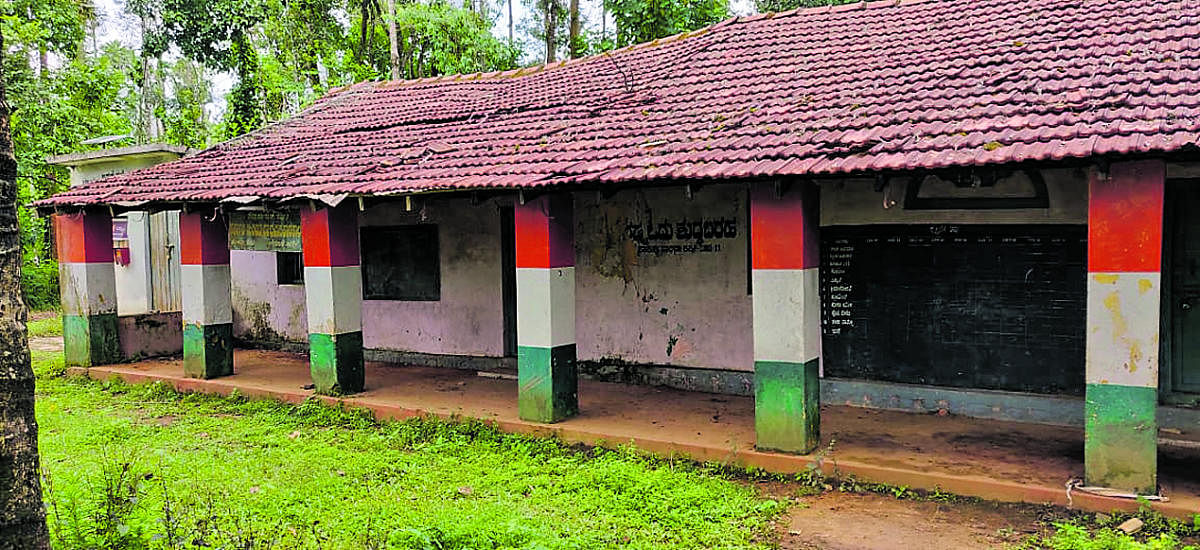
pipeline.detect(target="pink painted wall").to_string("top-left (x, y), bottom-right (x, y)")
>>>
top-left (359, 198), bottom-right (506, 356)
top-left (574, 184), bottom-right (754, 371)
top-left (228, 189), bottom-right (754, 370)
top-left (118, 312), bottom-right (183, 359)
top-left (230, 250), bottom-right (309, 342)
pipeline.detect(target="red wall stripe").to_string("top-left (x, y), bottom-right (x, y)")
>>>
top-left (515, 195), bottom-right (574, 269)
top-left (1088, 160), bottom-right (1164, 273)
top-left (751, 182), bottom-right (819, 270)
top-left (301, 204), bottom-right (360, 267)
top-left (55, 211), bottom-right (114, 264)
top-left (180, 211), bottom-right (231, 265)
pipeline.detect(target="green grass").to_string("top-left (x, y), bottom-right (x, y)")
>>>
top-left (33, 351), bottom-right (785, 549)
top-left (1023, 522), bottom-right (1199, 550)
top-left (28, 313), bottom-right (63, 338)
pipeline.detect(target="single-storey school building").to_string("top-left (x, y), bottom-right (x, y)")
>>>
top-left (38, 0), bottom-right (1200, 497)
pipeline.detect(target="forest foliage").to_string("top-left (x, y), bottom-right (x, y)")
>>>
top-left (2, 0), bottom-right (853, 309)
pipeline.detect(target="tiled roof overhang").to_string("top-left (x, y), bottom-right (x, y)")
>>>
top-left (37, 0), bottom-right (1200, 210)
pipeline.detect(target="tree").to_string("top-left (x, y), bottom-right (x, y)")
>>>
top-left (384, 0), bottom-right (400, 80)
top-left (753, 0), bottom-right (856, 13)
top-left (604, 0), bottom-right (728, 48)
top-left (0, 25), bottom-right (53, 550)
top-left (522, 0), bottom-right (566, 63)
top-left (131, 0), bottom-right (269, 138)
top-left (567, 0), bottom-right (581, 58)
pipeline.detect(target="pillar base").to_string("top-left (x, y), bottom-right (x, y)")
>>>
top-left (518, 344), bottom-right (578, 423)
top-left (1084, 383), bottom-right (1157, 494)
top-left (63, 313), bottom-right (121, 367)
top-left (309, 331), bottom-right (364, 395)
top-left (183, 323), bottom-right (233, 379)
top-left (755, 359), bottom-right (820, 454)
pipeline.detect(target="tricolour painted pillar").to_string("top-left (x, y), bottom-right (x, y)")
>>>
top-left (1085, 160), bottom-right (1164, 493)
top-left (301, 204), bottom-right (364, 395)
top-left (56, 211), bottom-right (120, 366)
top-left (180, 211), bottom-right (234, 378)
top-left (515, 194), bottom-right (578, 423)
top-left (751, 182), bottom-right (821, 454)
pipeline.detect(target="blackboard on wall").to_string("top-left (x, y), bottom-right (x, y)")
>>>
top-left (361, 225), bottom-right (441, 301)
top-left (820, 224), bottom-right (1086, 395)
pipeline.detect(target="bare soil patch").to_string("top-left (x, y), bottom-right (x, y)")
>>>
top-left (766, 490), bottom-right (1052, 550)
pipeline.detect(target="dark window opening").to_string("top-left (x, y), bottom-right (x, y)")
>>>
top-left (361, 225), bottom-right (441, 301)
top-left (277, 251), bottom-right (304, 285)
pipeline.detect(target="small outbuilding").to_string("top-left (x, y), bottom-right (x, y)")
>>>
top-left (38, 0), bottom-right (1200, 497)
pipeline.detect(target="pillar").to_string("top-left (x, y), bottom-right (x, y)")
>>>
top-left (751, 182), bottom-right (821, 454)
top-left (56, 210), bottom-right (120, 366)
top-left (180, 210), bottom-right (233, 378)
top-left (301, 204), bottom-right (363, 395)
top-left (1085, 160), bottom-right (1164, 493)
top-left (515, 194), bottom-right (578, 423)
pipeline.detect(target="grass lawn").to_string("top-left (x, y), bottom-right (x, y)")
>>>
top-left (31, 350), bottom-right (784, 549)
top-left (28, 312), bottom-right (63, 338)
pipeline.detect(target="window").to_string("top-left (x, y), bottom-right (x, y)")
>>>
top-left (361, 225), bottom-right (440, 301)
top-left (276, 251), bottom-right (304, 285)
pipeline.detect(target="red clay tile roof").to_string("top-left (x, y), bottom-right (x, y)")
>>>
top-left (40, 0), bottom-right (1200, 207)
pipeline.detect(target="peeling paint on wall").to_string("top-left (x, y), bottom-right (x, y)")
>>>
top-left (576, 184), bottom-right (753, 371)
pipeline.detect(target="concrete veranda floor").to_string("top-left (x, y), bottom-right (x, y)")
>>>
top-left (70, 349), bottom-right (1200, 519)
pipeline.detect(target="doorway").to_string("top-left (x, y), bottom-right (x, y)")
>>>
top-left (501, 206), bottom-right (517, 358)
top-left (1165, 179), bottom-right (1200, 399)
top-left (148, 210), bottom-right (182, 312)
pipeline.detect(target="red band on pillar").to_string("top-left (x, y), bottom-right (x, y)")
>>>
top-left (301, 205), bottom-right (360, 267)
top-left (515, 195), bottom-right (574, 269)
top-left (180, 212), bottom-right (231, 265)
top-left (55, 212), bottom-right (114, 264)
top-left (750, 183), bottom-right (819, 270)
top-left (1088, 160), bottom-right (1165, 273)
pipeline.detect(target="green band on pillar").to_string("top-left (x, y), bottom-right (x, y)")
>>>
top-left (309, 331), bottom-right (364, 395)
top-left (63, 313), bottom-right (120, 367)
top-left (1085, 383), bottom-right (1157, 493)
top-left (183, 323), bottom-right (234, 379)
top-left (755, 358), bottom-right (820, 454)
top-left (518, 344), bottom-right (578, 423)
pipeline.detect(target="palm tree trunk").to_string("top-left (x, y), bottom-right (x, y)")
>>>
top-left (0, 27), bottom-right (52, 550)
top-left (544, 0), bottom-right (556, 63)
top-left (568, 0), bottom-right (580, 58)
top-left (384, 0), bottom-right (401, 80)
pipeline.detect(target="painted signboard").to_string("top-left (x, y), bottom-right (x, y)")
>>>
top-left (229, 210), bottom-right (302, 251)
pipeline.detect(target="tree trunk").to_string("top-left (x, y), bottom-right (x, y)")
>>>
top-left (543, 0), bottom-right (556, 63)
top-left (568, 0), bottom-right (580, 58)
top-left (600, 5), bottom-right (606, 44)
top-left (0, 27), bottom-right (52, 550)
top-left (384, 0), bottom-right (401, 80)
top-left (507, 0), bottom-right (513, 42)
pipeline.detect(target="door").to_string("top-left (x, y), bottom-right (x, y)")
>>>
top-left (149, 210), bottom-right (182, 312)
top-left (1168, 180), bottom-right (1200, 393)
top-left (500, 206), bottom-right (517, 357)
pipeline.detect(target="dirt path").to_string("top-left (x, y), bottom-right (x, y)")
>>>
top-left (29, 336), bottom-right (64, 352)
top-left (769, 491), bottom-right (1050, 549)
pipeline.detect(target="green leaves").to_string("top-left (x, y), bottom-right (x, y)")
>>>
top-left (603, 0), bottom-right (729, 49)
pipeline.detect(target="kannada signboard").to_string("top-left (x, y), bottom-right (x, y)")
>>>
top-left (229, 210), bottom-right (302, 251)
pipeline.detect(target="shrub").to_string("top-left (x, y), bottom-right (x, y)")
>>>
top-left (23, 259), bottom-right (59, 311)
